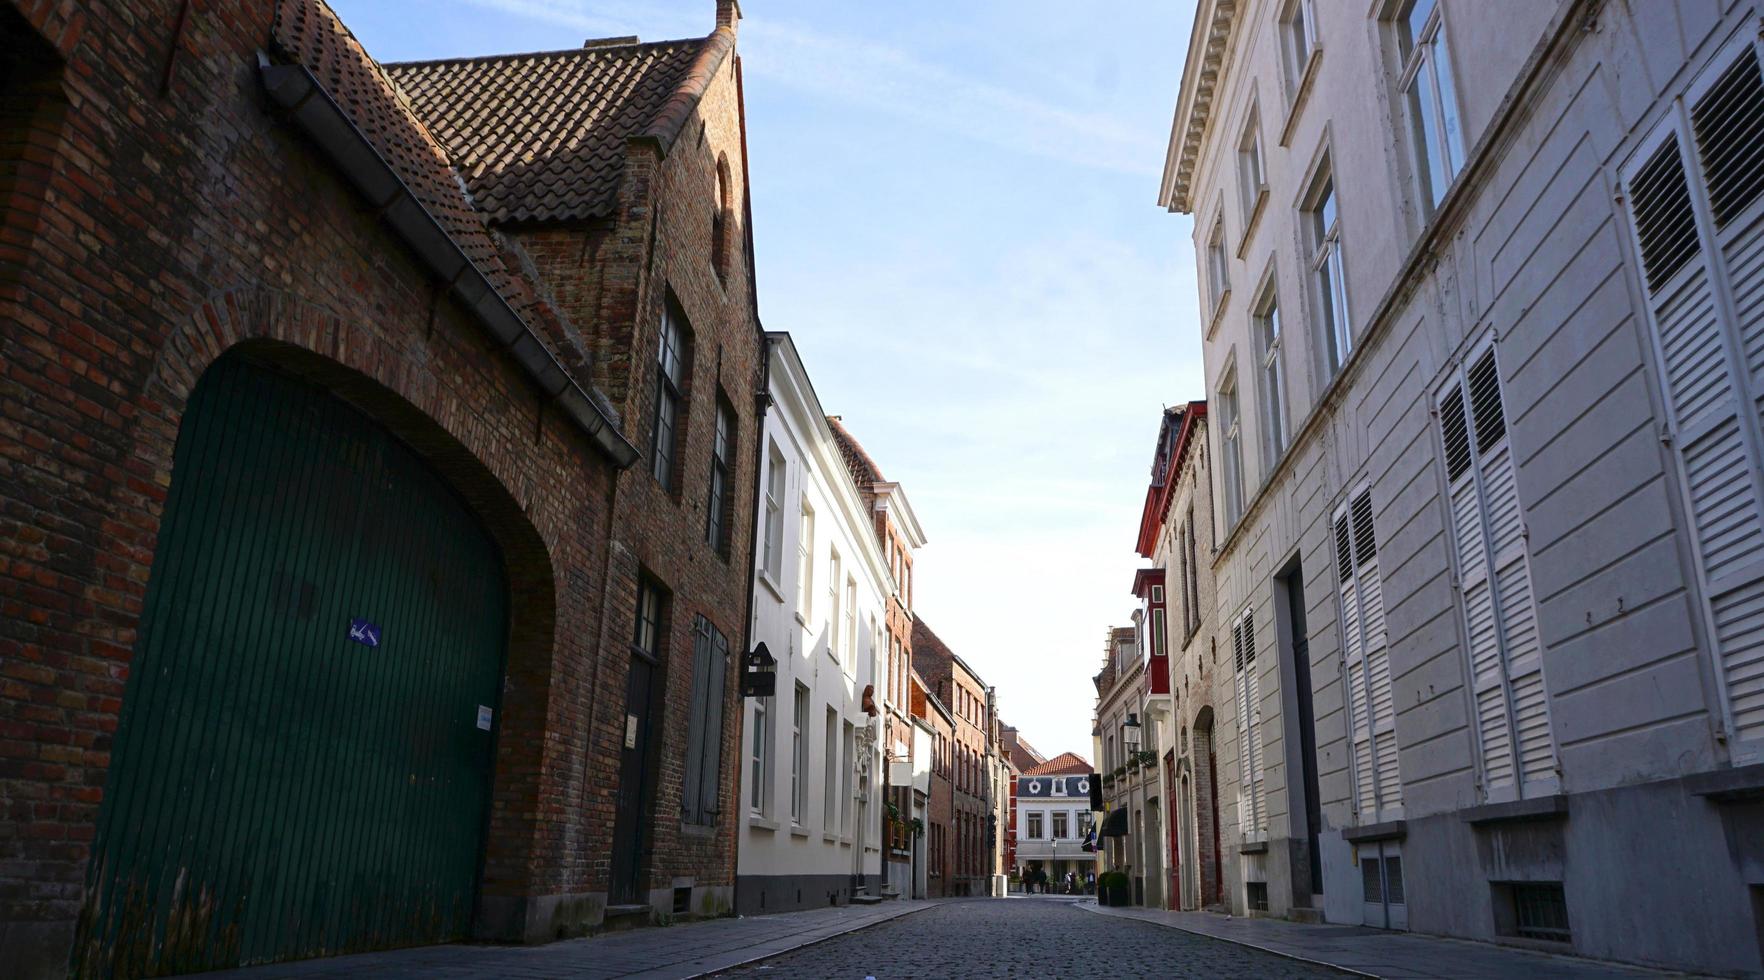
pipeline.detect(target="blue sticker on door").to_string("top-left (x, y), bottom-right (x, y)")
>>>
top-left (348, 618), bottom-right (382, 647)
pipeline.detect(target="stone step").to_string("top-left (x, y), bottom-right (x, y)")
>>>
top-left (850, 894), bottom-right (886, 905)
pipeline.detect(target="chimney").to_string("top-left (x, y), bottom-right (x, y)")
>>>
top-left (716, 0), bottom-right (741, 33)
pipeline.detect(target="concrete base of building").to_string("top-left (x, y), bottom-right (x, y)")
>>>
top-left (735, 874), bottom-right (880, 916)
top-left (476, 883), bottom-right (733, 943)
top-left (1313, 768), bottom-right (1764, 975)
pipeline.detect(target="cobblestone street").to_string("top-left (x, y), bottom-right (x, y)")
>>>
top-left (715, 898), bottom-right (1341, 979)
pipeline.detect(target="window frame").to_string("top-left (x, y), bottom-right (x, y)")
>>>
top-left (791, 683), bottom-right (809, 825)
top-left (1252, 266), bottom-right (1288, 468)
top-left (749, 691), bottom-right (770, 815)
top-left (1303, 156), bottom-right (1352, 378)
top-left (1217, 363), bottom-right (1246, 529)
top-left (1278, 0), bottom-right (1321, 106)
top-left (1391, 0), bottom-right (1466, 215)
top-left (1237, 102), bottom-right (1268, 238)
top-left (760, 443), bottom-right (785, 590)
top-left (650, 299), bottom-right (689, 491)
top-left (705, 394), bottom-right (736, 556)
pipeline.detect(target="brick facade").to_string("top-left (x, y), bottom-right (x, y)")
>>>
top-left (912, 618), bottom-right (990, 898)
top-left (0, 0), bottom-right (758, 974)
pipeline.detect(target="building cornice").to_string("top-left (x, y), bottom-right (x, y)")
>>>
top-left (1159, 0), bottom-right (1239, 214)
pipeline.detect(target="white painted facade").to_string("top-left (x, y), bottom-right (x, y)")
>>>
top-left (736, 333), bottom-right (889, 914)
top-left (1014, 772), bottom-right (1094, 888)
top-left (1164, 0), bottom-right (1764, 971)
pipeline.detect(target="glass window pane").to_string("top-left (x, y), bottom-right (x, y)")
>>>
top-left (1401, 0), bottom-right (1435, 55)
top-left (1433, 38), bottom-right (1465, 176)
top-left (1408, 65), bottom-right (1446, 208)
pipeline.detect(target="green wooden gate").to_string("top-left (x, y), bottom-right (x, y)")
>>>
top-left (75, 354), bottom-right (509, 977)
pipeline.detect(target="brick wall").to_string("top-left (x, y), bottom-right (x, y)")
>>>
top-left (0, 0), bottom-right (757, 973)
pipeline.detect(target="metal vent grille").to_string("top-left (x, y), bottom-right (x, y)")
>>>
top-left (1468, 349), bottom-right (1507, 452)
top-left (1691, 48), bottom-right (1764, 228)
top-left (1629, 136), bottom-right (1700, 292)
top-left (1352, 492), bottom-right (1377, 564)
top-left (1440, 383), bottom-right (1472, 481)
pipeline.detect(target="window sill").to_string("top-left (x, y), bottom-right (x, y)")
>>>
top-left (1204, 289), bottom-right (1232, 340)
top-left (794, 610), bottom-right (809, 627)
top-left (822, 830), bottom-right (840, 843)
top-left (758, 572), bottom-right (785, 603)
top-left (1278, 47), bottom-right (1322, 148)
top-left (790, 824), bottom-right (810, 838)
top-left (839, 836), bottom-right (854, 848)
top-left (680, 822), bottom-right (717, 838)
top-left (1236, 189), bottom-right (1268, 260)
top-left (1463, 795), bottom-right (1567, 826)
top-left (748, 813), bottom-right (780, 832)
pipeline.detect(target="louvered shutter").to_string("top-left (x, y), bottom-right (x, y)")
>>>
top-left (1243, 611), bottom-right (1267, 833)
top-left (1336, 512), bottom-right (1376, 814)
top-left (1232, 618), bottom-right (1253, 832)
top-left (1681, 45), bottom-right (1764, 746)
top-left (698, 627), bottom-right (729, 821)
top-left (682, 618), bottom-right (713, 822)
top-left (1468, 353), bottom-right (1555, 792)
top-left (1352, 493), bottom-right (1401, 812)
top-left (1441, 377), bottom-right (1517, 797)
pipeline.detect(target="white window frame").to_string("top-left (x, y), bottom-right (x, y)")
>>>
top-left (1206, 210), bottom-right (1231, 321)
top-left (827, 547), bottom-right (843, 660)
top-left (1304, 156), bottom-right (1352, 376)
top-left (749, 695), bottom-right (770, 815)
top-left (1278, 0), bottom-right (1320, 105)
top-left (796, 500), bottom-right (814, 620)
top-left (1392, 0), bottom-right (1465, 214)
top-left (791, 683), bottom-right (809, 825)
top-left (1252, 268), bottom-right (1288, 467)
top-left (760, 445), bottom-right (785, 588)
top-left (1238, 104), bottom-right (1268, 232)
top-left (824, 705), bottom-right (839, 829)
top-left (1218, 364), bottom-right (1246, 529)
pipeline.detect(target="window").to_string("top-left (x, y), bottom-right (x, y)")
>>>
top-left (1231, 609), bottom-right (1267, 834)
top-left (761, 444), bottom-right (784, 585)
top-left (1625, 43), bottom-right (1764, 752)
top-left (1206, 214), bottom-right (1230, 318)
top-left (1437, 345), bottom-right (1555, 800)
top-left (706, 396), bottom-right (736, 555)
top-left (843, 576), bottom-right (857, 676)
top-left (1152, 607), bottom-right (1168, 658)
top-left (1027, 812), bottom-right (1043, 839)
top-left (827, 548), bottom-right (843, 659)
top-left (1185, 506), bottom-right (1200, 637)
top-left (1305, 164), bottom-right (1351, 375)
top-left (1254, 277), bottom-right (1287, 465)
top-left (1394, 0), bottom-right (1465, 212)
top-left (1335, 490), bottom-right (1401, 819)
top-left (792, 684), bottom-right (809, 824)
top-left (796, 502), bottom-right (814, 616)
top-left (842, 720), bottom-right (855, 835)
top-left (1279, 0), bottom-right (1319, 101)
top-left (1053, 777), bottom-right (1065, 796)
top-left (1218, 369), bottom-right (1246, 528)
top-left (1053, 811), bottom-right (1068, 840)
top-left (1238, 108), bottom-right (1266, 226)
top-left (1495, 882), bottom-right (1570, 943)
top-left (824, 706), bottom-right (839, 828)
top-left (682, 616), bottom-right (729, 825)
top-left (651, 299), bottom-right (689, 489)
top-left (712, 156), bottom-right (732, 284)
top-left (749, 692), bottom-right (769, 814)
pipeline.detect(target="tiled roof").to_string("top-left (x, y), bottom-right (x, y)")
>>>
top-left (272, 0), bottom-right (531, 310)
top-left (1026, 752), bottom-right (1092, 777)
top-left (386, 33), bottom-right (727, 224)
top-left (825, 416), bottom-right (885, 487)
top-left (269, 0), bottom-right (593, 382)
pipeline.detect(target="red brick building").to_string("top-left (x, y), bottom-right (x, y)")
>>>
top-left (0, 0), bottom-right (759, 974)
top-left (912, 618), bottom-right (992, 897)
top-left (917, 670), bottom-right (956, 898)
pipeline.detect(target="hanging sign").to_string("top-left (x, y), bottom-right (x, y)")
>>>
top-left (348, 618), bottom-right (382, 647)
top-left (476, 705), bottom-right (494, 731)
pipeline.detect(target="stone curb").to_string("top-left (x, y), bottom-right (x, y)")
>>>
top-left (683, 901), bottom-right (942, 979)
top-left (1076, 901), bottom-right (1373, 978)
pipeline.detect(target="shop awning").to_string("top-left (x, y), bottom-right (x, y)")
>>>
top-left (1100, 807), bottom-right (1129, 838)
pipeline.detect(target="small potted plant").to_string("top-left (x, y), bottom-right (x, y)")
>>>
top-left (1098, 870), bottom-right (1131, 907)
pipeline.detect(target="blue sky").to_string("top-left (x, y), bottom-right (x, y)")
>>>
top-left (333, 0), bottom-right (1204, 762)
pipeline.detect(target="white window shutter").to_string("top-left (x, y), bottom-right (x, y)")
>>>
top-left (1232, 612), bottom-right (1266, 835)
top-left (1232, 620), bottom-right (1253, 831)
top-left (1442, 380), bottom-right (1517, 798)
top-left (1633, 85), bottom-right (1764, 747)
top-left (1351, 493), bottom-right (1402, 812)
top-left (1336, 512), bottom-right (1376, 815)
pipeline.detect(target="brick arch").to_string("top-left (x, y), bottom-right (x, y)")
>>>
top-left (126, 284), bottom-right (561, 915)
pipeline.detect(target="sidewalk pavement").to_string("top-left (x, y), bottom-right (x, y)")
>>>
top-left (1080, 902), bottom-right (1694, 979)
top-left (205, 900), bottom-right (936, 980)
